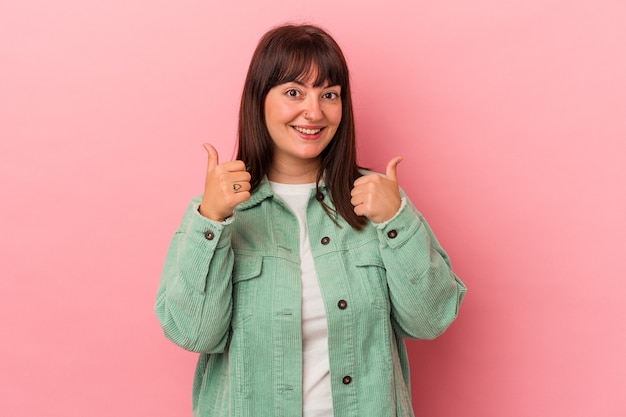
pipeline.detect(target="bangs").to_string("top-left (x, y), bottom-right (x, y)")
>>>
top-left (266, 35), bottom-right (348, 89)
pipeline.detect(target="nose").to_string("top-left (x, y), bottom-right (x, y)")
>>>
top-left (303, 97), bottom-right (322, 121)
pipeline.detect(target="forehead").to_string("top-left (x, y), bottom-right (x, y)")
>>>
top-left (274, 56), bottom-right (342, 88)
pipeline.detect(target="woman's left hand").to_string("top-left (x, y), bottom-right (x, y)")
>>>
top-left (351, 157), bottom-right (403, 223)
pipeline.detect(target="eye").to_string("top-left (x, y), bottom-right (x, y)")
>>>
top-left (323, 91), bottom-right (340, 100)
top-left (285, 88), bottom-right (301, 98)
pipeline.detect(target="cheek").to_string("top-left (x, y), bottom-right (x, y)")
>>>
top-left (326, 105), bottom-right (343, 126)
top-left (266, 103), bottom-right (295, 127)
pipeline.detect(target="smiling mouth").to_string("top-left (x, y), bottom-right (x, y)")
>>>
top-left (293, 126), bottom-right (323, 135)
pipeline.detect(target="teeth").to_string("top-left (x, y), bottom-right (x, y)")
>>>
top-left (294, 126), bottom-right (322, 135)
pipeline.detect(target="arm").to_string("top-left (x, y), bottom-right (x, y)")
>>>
top-left (351, 157), bottom-right (466, 340)
top-left (155, 144), bottom-right (251, 352)
top-left (375, 196), bottom-right (467, 340)
top-left (154, 196), bottom-right (235, 353)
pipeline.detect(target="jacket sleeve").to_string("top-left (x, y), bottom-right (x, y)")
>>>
top-left (154, 196), bottom-right (234, 353)
top-left (375, 196), bottom-right (467, 340)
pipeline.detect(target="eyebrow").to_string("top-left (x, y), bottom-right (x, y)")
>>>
top-left (287, 80), bottom-right (340, 89)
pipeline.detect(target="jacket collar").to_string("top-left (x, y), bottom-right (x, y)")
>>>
top-left (237, 176), bottom-right (328, 211)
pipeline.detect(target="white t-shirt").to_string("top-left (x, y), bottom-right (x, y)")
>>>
top-left (270, 181), bottom-right (333, 417)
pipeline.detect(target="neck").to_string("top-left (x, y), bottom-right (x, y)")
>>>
top-left (267, 156), bottom-right (320, 184)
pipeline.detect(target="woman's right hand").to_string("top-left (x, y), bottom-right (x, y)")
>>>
top-left (199, 143), bottom-right (251, 221)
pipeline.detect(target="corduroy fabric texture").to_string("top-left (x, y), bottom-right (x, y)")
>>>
top-left (155, 175), bottom-right (466, 417)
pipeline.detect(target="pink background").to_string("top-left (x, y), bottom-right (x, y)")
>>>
top-left (2, 0), bottom-right (625, 415)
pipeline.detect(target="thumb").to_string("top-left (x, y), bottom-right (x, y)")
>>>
top-left (385, 156), bottom-right (403, 183)
top-left (203, 143), bottom-right (219, 171)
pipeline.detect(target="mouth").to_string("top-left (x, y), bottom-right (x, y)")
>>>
top-left (292, 126), bottom-right (324, 135)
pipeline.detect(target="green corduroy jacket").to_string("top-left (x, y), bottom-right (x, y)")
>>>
top-left (155, 176), bottom-right (466, 417)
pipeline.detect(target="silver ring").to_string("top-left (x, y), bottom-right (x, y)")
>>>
top-left (233, 183), bottom-right (242, 191)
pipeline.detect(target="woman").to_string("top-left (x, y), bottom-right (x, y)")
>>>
top-left (155, 23), bottom-right (466, 417)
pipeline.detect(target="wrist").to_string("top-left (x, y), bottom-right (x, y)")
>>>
top-left (198, 204), bottom-right (230, 222)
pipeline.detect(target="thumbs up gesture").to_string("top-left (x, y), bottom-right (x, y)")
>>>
top-left (350, 157), bottom-right (403, 224)
top-left (199, 143), bottom-right (251, 222)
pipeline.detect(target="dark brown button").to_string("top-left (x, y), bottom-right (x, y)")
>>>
top-left (387, 229), bottom-right (398, 239)
top-left (204, 230), bottom-right (215, 240)
top-left (342, 375), bottom-right (352, 385)
top-left (316, 192), bottom-right (324, 201)
top-left (337, 299), bottom-right (347, 310)
top-left (321, 236), bottom-right (330, 245)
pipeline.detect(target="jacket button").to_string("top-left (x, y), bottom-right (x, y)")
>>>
top-left (342, 375), bottom-right (352, 385)
top-left (316, 192), bottom-right (325, 201)
top-left (387, 229), bottom-right (398, 239)
top-left (337, 299), bottom-right (347, 310)
top-left (204, 230), bottom-right (215, 240)
top-left (321, 236), bottom-right (330, 245)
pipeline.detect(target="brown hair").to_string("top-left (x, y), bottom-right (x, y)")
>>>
top-left (237, 24), bottom-right (366, 230)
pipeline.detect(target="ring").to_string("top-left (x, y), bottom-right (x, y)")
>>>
top-left (233, 183), bottom-right (242, 191)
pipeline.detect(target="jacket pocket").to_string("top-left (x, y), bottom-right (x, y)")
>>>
top-left (232, 254), bottom-right (263, 283)
top-left (231, 254), bottom-right (263, 327)
top-left (352, 247), bottom-right (390, 312)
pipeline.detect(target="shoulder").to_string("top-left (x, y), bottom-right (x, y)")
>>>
top-left (358, 168), bottom-right (381, 176)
